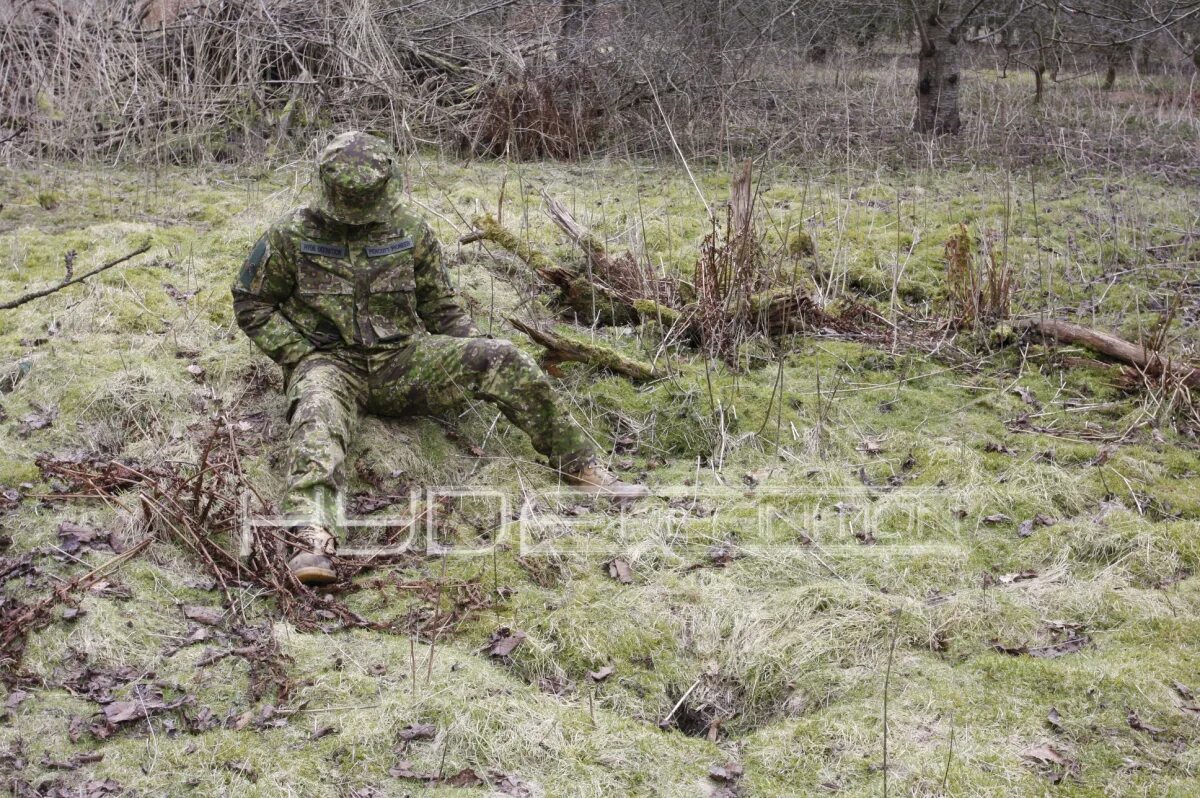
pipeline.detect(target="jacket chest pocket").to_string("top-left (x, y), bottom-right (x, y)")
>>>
top-left (370, 257), bottom-right (416, 294)
top-left (364, 244), bottom-right (417, 342)
top-left (297, 259), bottom-right (354, 295)
top-left (366, 236), bottom-right (416, 295)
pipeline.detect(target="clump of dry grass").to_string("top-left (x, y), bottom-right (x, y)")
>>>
top-left (944, 223), bottom-right (1016, 330)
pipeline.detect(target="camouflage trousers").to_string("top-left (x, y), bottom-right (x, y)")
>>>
top-left (281, 335), bottom-right (593, 530)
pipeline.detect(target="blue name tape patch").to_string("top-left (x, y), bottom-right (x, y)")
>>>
top-left (365, 238), bottom-right (414, 258)
top-left (300, 241), bottom-right (349, 258)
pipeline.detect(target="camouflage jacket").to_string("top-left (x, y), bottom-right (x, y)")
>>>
top-left (232, 201), bottom-right (477, 369)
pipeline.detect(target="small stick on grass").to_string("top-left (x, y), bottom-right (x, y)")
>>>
top-left (659, 677), bottom-right (701, 729)
top-left (940, 715), bottom-right (956, 793)
top-left (0, 240), bottom-right (151, 310)
top-left (883, 609), bottom-right (901, 798)
top-left (410, 636), bottom-right (417, 699)
top-left (425, 550), bottom-right (448, 683)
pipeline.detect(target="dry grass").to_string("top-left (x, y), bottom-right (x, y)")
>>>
top-left (1, 2), bottom-right (1197, 173)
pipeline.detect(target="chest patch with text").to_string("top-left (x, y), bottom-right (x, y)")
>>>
top-left (365, 237), bottom-right (414, 258)
top-left (300, 241), bottom-right (349, 258)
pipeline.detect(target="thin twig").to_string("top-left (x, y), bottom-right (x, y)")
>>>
top-left (0, 241), bottom-right (151, 310)
top-left (883, 609), bottom-right (901, 798)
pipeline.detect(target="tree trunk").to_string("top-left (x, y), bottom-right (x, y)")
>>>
top-left (1103, 63), bottom-right (1117, 90)
top-left (1033, 66), bottom-right (1045, 103)
top-left (915, 27), bottom-right (962, 135)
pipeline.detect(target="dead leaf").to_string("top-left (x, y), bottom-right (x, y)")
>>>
top-left (983, 513), bottom-right (1011, 525)
top-left (224, 760), bottom-right (258, 782)
top-left (163, 283), bottom-right (198, 302)
top-left (182, 605), bottom-right (224, 626)
top-left (5, 690), bottom-right (30, 709)
top-left (588, 665), bottom-right (615, 683)
top-left (492, 773), bottom-right (535, 796)
top-left (1020, 743), bottom-right (1077, 783)
top-left (606, 557), bottom-right (633, 584)
top-left (186, 363), bottom-right (205, 381)
top-left (162, 625), bottom-right (210, 657)
top-left (484, 628), bottom-right (526, 658)
top-left (854, 530), bottom-right (877, 545)
top-left (1047, 707), bottom-right (1064, 732)
top-left (311, 724), bottom-right (338, 740)
top-left (1030, 636), bottom-right (1089, 658)
top-left (985, 441), bottom-right (1017, 455)
top-left (16, 406), bottom-right (57, 438)
top-left (708, 541), bottom-right (739, 566)
top-left (1033, 513), bottom-right (1056, 527)
top-left (396, 723), bottom-right (437, 741)
top-left (88, 580), bottom-right (132, 600)
top-left (1021, 743), bottom-right (1068, 766)
top-left (99, 685), bottom-right (187, 729)
top-left (708, 762), bottom-right (744, 783)
top-left (444, 769), bottom-right (484, 787)
top-left (998, 570), bottom-right (1038, 584)
top-left (388, 760), bottom-right (483, 787)
top-left (1127, 710), bottom-right (1164, 735)
top-left (57, 521), bottom-right (113, 554)
top-left (1017, 519), bottom-right (1034, 538)
top-left (1172, 681), bottom-right (1194, 701)
top-left (857, 437), bottom-right (885, 455)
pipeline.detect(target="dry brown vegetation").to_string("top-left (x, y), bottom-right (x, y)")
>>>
top-left (1, 0), bottom-right (1198, 171)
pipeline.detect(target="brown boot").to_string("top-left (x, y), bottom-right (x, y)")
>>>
top-left (287, 525), bottom-right (338, 586)
top-left (566, 460), bottom-right (649, 502)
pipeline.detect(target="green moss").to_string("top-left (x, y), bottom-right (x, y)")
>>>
top-left (1, 159), bottom-right (1199, 797)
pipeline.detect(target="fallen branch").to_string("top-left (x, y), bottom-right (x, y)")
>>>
top-left (507, 317), bottom-right (656, 381)
top-left (1013, 317), bottom-right (1200, 388)
top-left (466, 213), bottom-right (642, 326)
top-left (0, 240), bottom-right (152, 310)
top-left (466, 214), bottom-right (576, 287)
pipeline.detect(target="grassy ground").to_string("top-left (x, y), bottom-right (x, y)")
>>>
top-left (1, 152), bottom-right (1198, 797)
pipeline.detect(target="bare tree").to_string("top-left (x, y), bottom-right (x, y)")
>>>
top-left (910, 0), bottom-right (968, 134)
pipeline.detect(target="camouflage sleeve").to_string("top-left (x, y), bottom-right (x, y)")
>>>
top-left (413, 222), bottom-right (479, 338)
top-left (231, 229), bottom-right (316, 369)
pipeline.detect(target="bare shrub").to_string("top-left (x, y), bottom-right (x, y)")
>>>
top-left (695, 161), bottom-right (771, 361)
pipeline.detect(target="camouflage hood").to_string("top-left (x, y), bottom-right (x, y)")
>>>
top-left (313, 131), bottom-right (397, 226)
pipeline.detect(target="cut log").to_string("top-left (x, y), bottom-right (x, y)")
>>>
top-left (1013, 318), bottom-right (1200, 388)
top-left (507, 317), bottom-right (656, 381)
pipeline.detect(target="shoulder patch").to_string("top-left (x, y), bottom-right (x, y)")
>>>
top-left (237, 236), bottom-right (269, 291)
top-left (366, 237), bottom-right (414, 258)
top-left (300, 241), bottom-right (350, 258)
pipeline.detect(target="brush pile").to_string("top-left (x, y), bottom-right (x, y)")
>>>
top-left (0, 408), bottom-right (378, 678)
top-left (470, 160), bottom-right (834, 367)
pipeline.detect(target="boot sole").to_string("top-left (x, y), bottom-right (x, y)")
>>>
top-left (291, 565), bottom-right (338, 585)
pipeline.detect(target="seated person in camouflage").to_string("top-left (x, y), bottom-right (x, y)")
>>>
top-left (233, 131), bottom-right (646, 585)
